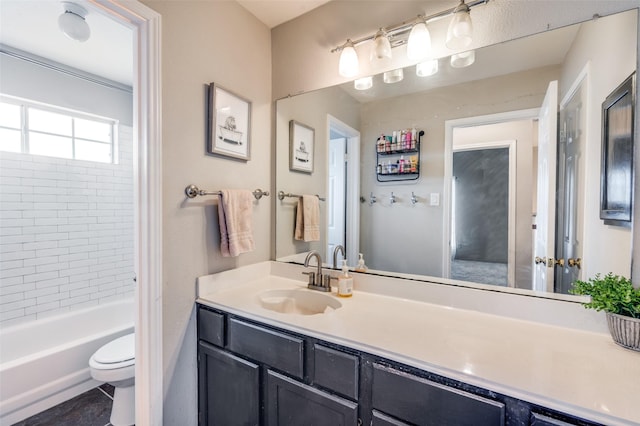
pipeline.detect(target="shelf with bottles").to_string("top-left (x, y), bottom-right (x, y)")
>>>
top-left (375, 129), bottom-right (423, 182)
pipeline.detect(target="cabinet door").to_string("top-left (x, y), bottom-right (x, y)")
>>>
top-left (266, 370), bottom-right (358, 426)
top-left (199, 342), bottom-right (260, 426)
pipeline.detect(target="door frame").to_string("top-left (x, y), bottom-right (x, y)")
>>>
top-left (327, 115), bottom-right (360, 266)
top-left (91, 1), bottom-right (163, 424)
top-left (451, 140), bottom-right (517, 286)
top-left (443, 109), bottom-right (539, 285)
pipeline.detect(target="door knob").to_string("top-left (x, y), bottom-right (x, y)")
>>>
top-left (568, 258), bottom-right (582, 269)
top-left (555, 258), bottom-right (565, 267)
top-left (534, 256), bottom-right (547, 266)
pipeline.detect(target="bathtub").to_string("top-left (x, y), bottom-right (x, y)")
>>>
top-left (0, 299), bottom-right (134, 425)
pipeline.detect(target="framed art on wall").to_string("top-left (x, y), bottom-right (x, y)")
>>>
top-left (208, 82), bottom-right (251, 161)
top-left (600, 73), bottom-right (635, 226)
top-left (289, 120), bottom-right (314, 173)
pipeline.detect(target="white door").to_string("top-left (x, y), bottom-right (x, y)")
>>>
top-left (533, 80), bottom-right (558, 292)
top-left (327, 138), bottom-right (346, 263)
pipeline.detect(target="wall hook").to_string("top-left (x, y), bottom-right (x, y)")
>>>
top-left (390, 192), bottom-right (396, 204)
top-left (411, 192), bottom-right (418, 205)
top-left (369, 192), bottom-right (377, 206)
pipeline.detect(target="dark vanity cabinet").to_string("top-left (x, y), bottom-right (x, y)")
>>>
top-left (197, 304), bottom-right (604, 426)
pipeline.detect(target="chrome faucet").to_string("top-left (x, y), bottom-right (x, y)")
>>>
top-left (332, 245), bottom-right (345, 269)
top-left (303, 250), bottom-right (331, 292)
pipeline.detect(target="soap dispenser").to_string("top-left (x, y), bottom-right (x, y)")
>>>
top-left (338, 260), bottom-right (353, 298)
top-left (355, 253), bottom-right (368, 272)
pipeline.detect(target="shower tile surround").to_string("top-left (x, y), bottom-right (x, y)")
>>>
top-left (0, 126), bottom-right (135, 325)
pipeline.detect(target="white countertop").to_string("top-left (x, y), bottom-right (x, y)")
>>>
top-left (197, 261), bottom-right (640, 426)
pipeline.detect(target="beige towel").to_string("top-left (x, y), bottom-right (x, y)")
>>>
top-left (294, 195), bottom-right (320, 242)
top-left (218, 189), bottom-right (255, 257)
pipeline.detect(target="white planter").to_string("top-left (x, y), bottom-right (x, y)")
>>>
top-left (606, 312), bottom-right (640, 352)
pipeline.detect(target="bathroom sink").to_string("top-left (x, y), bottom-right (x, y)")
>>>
top-left (258, 289), bottom-right (342, 315)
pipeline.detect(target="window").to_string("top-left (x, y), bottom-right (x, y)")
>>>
top-left (0, 98), bottom-right (117, 164)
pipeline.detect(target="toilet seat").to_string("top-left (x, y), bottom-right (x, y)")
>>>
top-left (90, 333), bottom-right (135, 370)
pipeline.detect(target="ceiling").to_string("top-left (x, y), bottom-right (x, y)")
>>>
top-left (0, 0), bottom-right (328, 87)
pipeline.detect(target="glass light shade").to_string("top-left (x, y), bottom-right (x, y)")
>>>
top-left (416, 59), bottom-right (438, 77)
top-left (339, 43), bottom-right (359, 78)
top-left (383, 68), bottom-right (404, 84)
top-left (371, 30), bottom-right (392, 61)
top-left (406, 21), bottom-right (431, 61)
top-left (354, 76), bottom-right (373, 90)
top-left (446, 2), bottom-right (473, 50)
top-left (58, 3), bottom-right (90, 42)
top-left (450, 50), bottom-right (475, 68)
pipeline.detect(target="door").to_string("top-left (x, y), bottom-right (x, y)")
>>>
top-left (533, 80), bottom-right (558, 292)
top-left (198, 342), bottom-right (260, 426)
top-left (555, 79), bottom-right (586, 293)
top-left (327, 137), bottom-right (347, 263)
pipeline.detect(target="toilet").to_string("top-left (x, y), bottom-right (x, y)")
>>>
top-left (89, 332), bottom-right (135, 426)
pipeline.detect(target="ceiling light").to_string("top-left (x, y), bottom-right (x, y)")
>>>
top-left (338, 40), bottom-right (359, 78)
top-left (446, 0), bottom-right (473, 50)
top-left (406, 19), bottom-right (431, 61)
top-left (383, 69), bottom-right (404, 84)
top-left (58, 2), bottom-right (91, 42)
top-left (371, 29), bottom-right (392, 62)
top-left (450, 50), bottom-right (475, 68)
top-left (354, 76), bottom-right (373, 90)
top-left (416, 59), bottom-right (438, 77)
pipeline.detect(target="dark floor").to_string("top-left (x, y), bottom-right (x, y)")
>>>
top-left (12, 384), bottom-right (114, 426)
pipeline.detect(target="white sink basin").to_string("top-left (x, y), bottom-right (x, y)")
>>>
top-left (258, 288), bottom-right (342, 315)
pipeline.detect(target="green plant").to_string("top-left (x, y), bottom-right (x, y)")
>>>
top-left (570, 273), bottom-right (640, 318)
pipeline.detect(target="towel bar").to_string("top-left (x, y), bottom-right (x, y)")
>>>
top-left (277, 190), bottom-right (325, 202)
top-left (185, 184), bottom-right (269, 200)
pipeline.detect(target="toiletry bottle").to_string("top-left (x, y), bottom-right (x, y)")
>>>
top-left (338, 260), bottom-right (353, 297)
top-left (355, 253), bottom-right (368, 272)
top-left (399, 155), bottom-right (405, 173)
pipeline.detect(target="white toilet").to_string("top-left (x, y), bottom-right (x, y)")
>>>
top-left (89, 332), bottom-right (135, 426)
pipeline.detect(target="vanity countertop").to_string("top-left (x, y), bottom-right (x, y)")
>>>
top-left (197, 261), bottom-right (640, 426)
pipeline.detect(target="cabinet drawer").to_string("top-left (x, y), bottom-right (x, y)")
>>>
top-left (530, 412), bottom-right (582, 426)
top-left (198, 308), bottom-right (225, 347)
top-left (372, 364), bottom-right (505, 426)
top-left (313, 344), bottom-right (359, 400)
top-left (372, 410), bottom-right (411, 426)
top-left (228, 318), bottom-right (304, 379)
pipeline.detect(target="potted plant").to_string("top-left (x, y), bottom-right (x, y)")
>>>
top-left (571, 273), bottom-right (640, 352)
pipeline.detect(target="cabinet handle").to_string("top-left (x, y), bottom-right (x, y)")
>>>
top-left (555, 258), bottom-right (565, 267)
top-left (534, 256), bottom-right (547, 266)
top-left (568, 258), bottom-right (582, 269)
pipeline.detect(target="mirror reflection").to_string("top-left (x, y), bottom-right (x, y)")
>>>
top-left (275, 9), bottom-right (637, 295)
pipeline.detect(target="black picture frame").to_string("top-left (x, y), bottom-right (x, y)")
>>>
top-left (600, 73), bottom-right (635, 226)
top-left (207, 82), bottom-right (251, 161)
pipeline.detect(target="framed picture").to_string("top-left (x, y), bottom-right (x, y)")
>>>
top-left (289, 120), bottom-right (315, 173)
top-left (207, 82), bottom-right (251, 161)
top-left (600, 73), bottom-right (635, 226)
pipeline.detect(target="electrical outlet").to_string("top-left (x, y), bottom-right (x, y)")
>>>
top-left (430, 193), bottom-right (440, 206)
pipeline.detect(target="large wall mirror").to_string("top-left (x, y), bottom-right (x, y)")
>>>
top-left (275, 8), bottom-right (638, 298)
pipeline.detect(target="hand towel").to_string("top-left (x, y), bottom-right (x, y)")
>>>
top-left (218, 189), bottom-right (255, 257)
top-left (294, 195), bottom-right (320, 242)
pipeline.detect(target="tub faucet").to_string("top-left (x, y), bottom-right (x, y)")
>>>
top-left (303, 250), bottom-right (331, 292)
top-left (332, 245), bottom-right (345, 269)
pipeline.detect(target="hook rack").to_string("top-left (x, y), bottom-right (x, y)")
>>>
top-left (185, 184), bottom-right (269, 200)
top-left (277, 191), bottom-right (326, 201)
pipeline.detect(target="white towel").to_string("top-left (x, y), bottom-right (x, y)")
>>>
top-left (294, 195), bottom-right (320, 242)
top-left (218, 189), bottom-right (255, 257)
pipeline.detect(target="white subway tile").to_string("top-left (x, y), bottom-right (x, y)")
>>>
top-left (23, 271), bottom-right (58, 283)
top-left (38, 291), bottom-right (69, 304)
top-left (0, 282), bottom-right (33, 295)
top-left (25, 286), bottom-right (58, 299)
top-left (25, 300), bottom-right (60, 315)
top-left (0, 250), bottom-right (36, 261)
top-left (1, 266), bottom-right (36, 279)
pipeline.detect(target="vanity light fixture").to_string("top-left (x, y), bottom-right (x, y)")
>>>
top-left (416, 59), bottom-right (439, 77)
top-left (354, 76), bottom-right (373, 90)
top-left (330, 0), bottom-right (487, 77)
top-left (446, 0), bottom-right (473, 50)
top-left (383, 68), bottom-right (404, 84)
top-left (338, 39), bottom-right (359, 77)
top-left (450, 50), bottom-right (475, 68)
top-left (58, 2), bottom-right (91, 42)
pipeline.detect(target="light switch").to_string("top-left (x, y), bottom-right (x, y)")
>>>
top-left (430, 193), bottom-right (440, 206)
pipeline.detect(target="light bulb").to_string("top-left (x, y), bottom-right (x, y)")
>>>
top-left (450, 50), bottom-right (475, 68)
top-left (338, 41), bottom-right (359, 78)
top-left (406, 21), bottom-right (431, 61)
top-left (446, 1), bottom-right (473, 50)
top-left (371, 29), bottom-right (392, 61)
top-left (416, 59), bottom-right (438, 77)
top-left (354, 76), bottom-right (373, 90)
